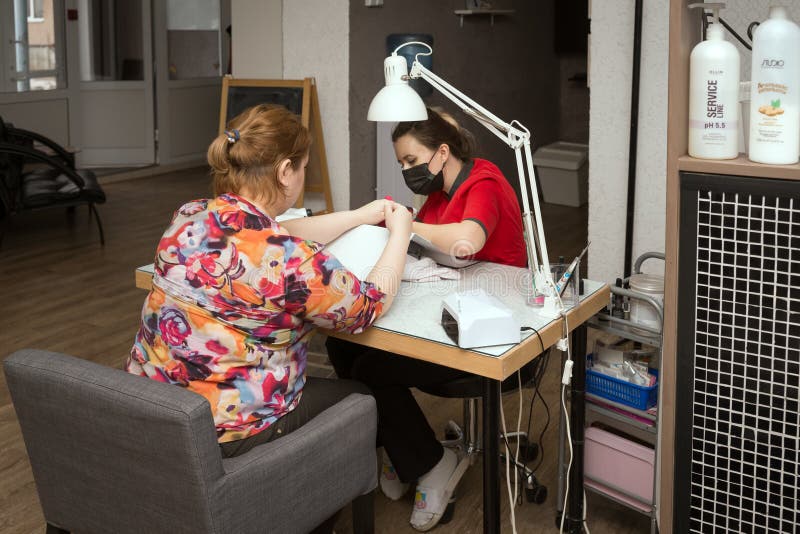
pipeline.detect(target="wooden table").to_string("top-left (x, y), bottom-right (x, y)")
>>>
top-left (136, 262), bottom-right (609, 533)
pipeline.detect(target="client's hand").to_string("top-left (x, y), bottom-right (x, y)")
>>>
top-left (384, 202), bottom-right (412, 236)
top-left (354, 199), bottom-right (390, 226)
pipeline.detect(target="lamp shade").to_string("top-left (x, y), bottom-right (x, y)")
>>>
top-left (367, 54), bottom-right (428, 121)
top-left (368, 84), bottom-right (427, 121)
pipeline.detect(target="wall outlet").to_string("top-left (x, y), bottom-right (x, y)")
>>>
top-left (365, 0), bottom-right (383, 6)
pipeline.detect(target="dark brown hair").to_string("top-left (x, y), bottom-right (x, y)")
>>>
top-left (391, 107), bottom-right (476, 161)
top-left (208, 104), bottom-right (311, 202)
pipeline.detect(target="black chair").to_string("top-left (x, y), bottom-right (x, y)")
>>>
top-left (419, 358), bottom-right (549, 504)
top-left (0, 118), bottom-right (106, 246)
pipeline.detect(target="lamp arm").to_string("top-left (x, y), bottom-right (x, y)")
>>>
top-left (513, 145), bottom-right (543, 275)
top-left (411, 62), bottom-right (529, 145)
top-left (410, 61), bottom-right (552, 282)
top-left (523, 141), bottom-right (551, 274)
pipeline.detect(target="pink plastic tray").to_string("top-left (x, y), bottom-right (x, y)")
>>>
top-left (584, 426), bottom-right (655, 505)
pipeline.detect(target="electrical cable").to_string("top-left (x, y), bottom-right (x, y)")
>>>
top-left (558, 379), bottom-right (573, 534)
top-left (499, 369), bottom-right (524, 534)
top-left (523, 357), bottom-right (543, 436)
top-left (583, 490), bottom-right (591, 534)
top-left (520, 325), bottom-right (551, 474)
top-left (531, 365), bottom-right (552, 474)
top-left (499, 399), bottom-right (516, 534)
top-left (520, 325), bottom-right (545, 352)
top-left (558, 309), bottom-right (572, 534)
top-left (719, 17), bottom-right (752, 50)
top-left (700, 11), bottom-right (754, 50)
top-left (522, 347), bottom-right (551, 473)
top-left (555, 312), bottom-right (592, 534)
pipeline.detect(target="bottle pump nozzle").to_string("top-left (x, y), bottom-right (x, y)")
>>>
top-left (689, 2), bottom-right (726, 39)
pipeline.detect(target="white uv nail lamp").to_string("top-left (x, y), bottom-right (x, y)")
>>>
top-left (440, 289), bottom-right (521, 349)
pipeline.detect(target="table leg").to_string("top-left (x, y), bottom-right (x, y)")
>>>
top-left (565, 323), bottom-right (588, 532)
top-left (482, 377), bottom-right (500, 534)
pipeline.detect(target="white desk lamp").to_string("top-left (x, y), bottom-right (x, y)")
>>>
top-left (368, 41), bottom-right (555, 307)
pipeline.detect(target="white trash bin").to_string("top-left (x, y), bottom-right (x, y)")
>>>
top-left (533, 142), bottom-right (589, 207)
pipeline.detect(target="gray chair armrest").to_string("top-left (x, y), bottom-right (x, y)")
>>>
top-left (211, 393), bottom-right (378, 534)
top-left (4, 349), bottom-right (226, 534)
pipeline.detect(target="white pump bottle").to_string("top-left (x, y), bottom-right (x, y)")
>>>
top-left (748, 6), bottom-right (800, 165)
top-left (688, 3), bottom-right (740, 160)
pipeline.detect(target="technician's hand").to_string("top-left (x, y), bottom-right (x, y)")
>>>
top-left (354, 199), bottom-right (390, 226)
top-left (384, 201), bottom-right (412, 236)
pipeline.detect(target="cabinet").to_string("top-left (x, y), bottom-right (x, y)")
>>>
top-left (662, 2), bottom-right (800, 533)
top-left (583, 255), bottom-right (663, 534)
top-left (555, 253), bottom-right (664, 533)
top-left (670, 171), bottom-right (799, 533)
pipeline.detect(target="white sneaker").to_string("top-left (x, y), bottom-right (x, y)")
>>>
top-left (380, 450), bottom-right (410, 501)
top-left (410, 448), bottom-right (469, 531)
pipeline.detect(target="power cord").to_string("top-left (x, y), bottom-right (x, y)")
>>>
top-left (527, 350), bottom-right (551, 474)
top-left (499, 369), bottom-right (524, 534)
top-left (583, 490), bottom-right (591, 534)
top-left (520, 325), bottom-right (551, 473)
top-left (533, 270), bottom-right (592, 533)
top-left (559, 311), bottom-right (573, 534)
top-left (520, 325), bottom-right (545, 352)
top-left (556, 312), bottom-right (592, 534)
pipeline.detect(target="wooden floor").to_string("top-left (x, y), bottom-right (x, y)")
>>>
top-left (0, 168), bottom-right (652, 533)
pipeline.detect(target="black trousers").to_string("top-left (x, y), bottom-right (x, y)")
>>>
top-left (326, 336), bottom-right (469, 483)
top-left (219, 376), bottom-right (371, 458)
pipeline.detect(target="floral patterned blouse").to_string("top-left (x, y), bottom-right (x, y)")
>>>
top-left (127, 194), bottom-right (386, 443)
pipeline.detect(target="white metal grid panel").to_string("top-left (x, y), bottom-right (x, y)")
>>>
top-left (689, 189), bottom-right (800, 533)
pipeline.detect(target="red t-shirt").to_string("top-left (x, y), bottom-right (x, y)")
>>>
top-left (416, 158), bottom-right (527, 267)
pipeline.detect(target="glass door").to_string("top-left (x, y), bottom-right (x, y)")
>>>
top-left (152, 0), bottom-right (228, 165)
top-left (75, 0), bottom-right (154, 167)
top-left (0, 0), bottom-right (66, 93)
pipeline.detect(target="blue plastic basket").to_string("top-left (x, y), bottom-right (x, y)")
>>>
top-left (585, 368), bottom-right (658, 411)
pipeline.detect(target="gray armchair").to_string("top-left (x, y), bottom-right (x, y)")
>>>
top-left (4, 349), bottom-right (378, 534)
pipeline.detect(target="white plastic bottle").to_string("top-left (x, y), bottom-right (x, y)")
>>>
top-left (689, 4), bottom-right (740, 159)
top-left (749, 6), bottom-right (800, 165)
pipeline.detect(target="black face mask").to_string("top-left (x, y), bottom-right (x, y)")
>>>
top-left (402, 153), bottom-right (444, 195)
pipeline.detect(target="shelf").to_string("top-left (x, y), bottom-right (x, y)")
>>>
top-left (586, 393), bottom-right (656, 421)
top-left (453, 8), bottom-right (515, 27)
top-left (586, 393), bottom-right (657, 422)
top-left (678, 154), bottom-right (800, 181)
top-left (585, 481), bottom-right (655, 515)
top-left (587, 316), bottom-right (661, 348)
top-left (586, 404), bottom-right (656, 445)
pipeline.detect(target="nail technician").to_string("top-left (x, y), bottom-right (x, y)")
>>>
top-left (326, 107), bottom-right (525, 531)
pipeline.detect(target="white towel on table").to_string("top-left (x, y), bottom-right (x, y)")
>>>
top-left (403, 255), bottom-right (460, 282)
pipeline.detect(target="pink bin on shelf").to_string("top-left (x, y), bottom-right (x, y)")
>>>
top-left (584, 426), bottom-right (655, 512)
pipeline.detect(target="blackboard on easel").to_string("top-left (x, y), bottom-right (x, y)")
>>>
top-left (219, 77), bottom-right (333, 214)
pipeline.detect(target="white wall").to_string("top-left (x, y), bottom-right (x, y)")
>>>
top-left (231, 0), bottom-right (349, 213)
top-left (231, 0), bottom-right (282, 79)
top-left (588, 0), bottom-right (669, 283)
top-left (0, 97), bottom-right (70, 145)
top-left (282, 0), bottom-right (349, 213)
top-left (588, 1), bottom-right (800, 284)
top-left (718, 1), bottom-right (800, 82)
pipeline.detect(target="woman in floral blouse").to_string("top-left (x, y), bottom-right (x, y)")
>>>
top-left (127, 104), bottom-right (411, 459)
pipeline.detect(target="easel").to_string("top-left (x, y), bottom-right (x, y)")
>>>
top-left (218, 77), bottom-right (334, 214)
